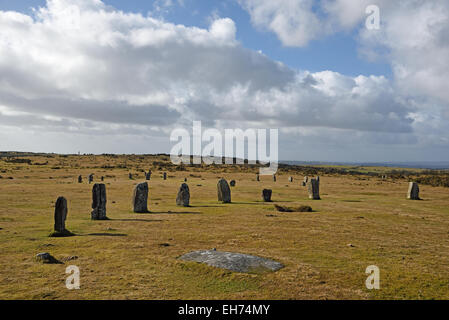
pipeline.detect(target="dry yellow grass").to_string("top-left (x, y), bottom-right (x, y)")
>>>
top-left (0, 154), bottom-right (448, 300)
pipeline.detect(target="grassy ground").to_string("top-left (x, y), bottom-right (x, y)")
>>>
top-left (0, 154), bottom-right (448, 299)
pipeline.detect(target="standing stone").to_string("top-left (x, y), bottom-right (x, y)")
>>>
top-left (302, 176), bottom-right (308, 186)
top-left (176, 183), bottom-right (190, 207)
top-left (163, 172), bottom-right (167, 180)
top-left (288, 177), bottom-right (293, 183)
top-left (273, 175), bottom-right (276, 182)
top-left (262, 189), bottom-right (272, 202)
top-left (78, 175), bottom-right (83, 183)
top-left (133, 182), bottom-right (149, 213)
top-left (184, 177), bottom-right (188, 182)
top-left (54, 197), bottom-right (68, 233)
top-left (101, 176), bottom-right (104, 182)
top-left (256, 174), bottom-right (260, 182)
top-left (230, 180), bottom-right (236, 187)
top-left (307, 178), bottom-right (320, 200)
top-left (217, 178), bottom-right (231, 203)
top-left (145, 171), bottom-right (151, 180)
top-left (407, 182), bottom-right (420, 200)
top-left (88, 174), bottom-right (94, 184)
top-left (129, 173), bottom-right (133, 180)
top-left (316, 176), bottom-right (320, 183)
top-left (91, 184), bottom-right (107, 220)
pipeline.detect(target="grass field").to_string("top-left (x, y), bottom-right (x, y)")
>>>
top-left (0, 154), bottom-right (448, 299)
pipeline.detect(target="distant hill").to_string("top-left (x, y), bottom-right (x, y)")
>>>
top-left (281, 160), bottom-right (449, 170)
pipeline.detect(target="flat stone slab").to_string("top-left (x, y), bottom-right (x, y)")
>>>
top-left (178, 250), bottom-right (283, 273)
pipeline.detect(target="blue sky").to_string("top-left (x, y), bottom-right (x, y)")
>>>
top-left (0, 0), bottom-right (447, 162)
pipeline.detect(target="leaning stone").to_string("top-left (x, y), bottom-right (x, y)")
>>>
top-left (407, 182), bottom-right (420, 200)
top-left (176, 183), bottom-right (190, 207)
top-left (133, 182), bottom-right (149, 213)
top-left (36, 252), bottom-right (62, 264)
top-left (262, 189), bottom-right (272, 202)
top-left (50, 197), bottom-right (74, 237)
top-left (217, 178), bottom-right (231, 203)
top-left (230, 180), bottom-right (236, 187)
top-left (91, 184), bottom-right (108, 220)
top-left (307, 178), bottom-right (320, 200)
top-left (179, 250), bottom-right (283, 273)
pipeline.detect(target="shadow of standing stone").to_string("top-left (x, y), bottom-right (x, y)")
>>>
top-left (217, 178), bottom-right (231, 203)
top-left (49, 197), bottom-right (74, 237)
top-left (179, 250), bottom-right (283, 273)
top-left (92, 184), bottom-right (108, 220)
top-left (133, 182), bottom-right (149, 213)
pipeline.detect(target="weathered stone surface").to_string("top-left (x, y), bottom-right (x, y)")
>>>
top-left (91, 183), bottom-right (107, 220)
top-left (288, 177), bottom-right (293, 182)
top-left (307, 178), bottom-right (320, 200)
top-left (176, 183), bottom-right (190, 207)
top-left (407, 182), bottom-right (420, 200)
top-left (78, 175), bottom-right (82, 183)
top-left (217, 178), bottom-right (231, 203)
top-left (230, 180), bottom-right (236, 187)
top-left (163, 172), bottom-right (167, 180)
top-left (179, 250), bottom-right (283, 273)
top-left (133, 182), bottom-right (149, 213)
top-left (54, 197), bottom-right (68, 233)
top-left (262, 189), bottom-right (272, 202)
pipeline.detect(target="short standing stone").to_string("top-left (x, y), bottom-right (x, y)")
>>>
top-left (307, 178), bottom-right (320, 200)
top-left (91, 184), bottom-right (107, 220)
top-left (256, 174), bottom-right (260, 181)
top-left (129, 173), bottom-right (133, 180)
top-left (230, 180), bottom-right (236, 187)
top-left (302, 176), bottom-right (308, 186)
top-left (54, 197), bottom-right (68, 233)
top-left (273, 175), bottom-right (276, 182)
top-left (101, 176), bottom-right (104, 182)
top-left (88, 174), bottom-right (94, 184)
top-left (78, 175), bottom-right (83, 183)
top-left (133, 182), bottom-right (149, 213)
top-left (316, 176), bottom-right (320, 183)
top-left (163, 172), bottom-right (167, 180)
top-left (145, 172), bottom-right (151, 180)
top-left (407, 182), bottom-right (420, 200)
top-left (288, 176), bottom-right (293, 182)
top-left (184, 177), bottom-right (188, 182)
top-left (262, 189), bottom-right (272, 202)
top-left (217, 178), bottom-right (231, 203)
top-left (176, 183), bottom-right (190, 207)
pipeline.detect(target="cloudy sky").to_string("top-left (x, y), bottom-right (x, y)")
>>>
top-left (0, 0), bottom-right (448, 162)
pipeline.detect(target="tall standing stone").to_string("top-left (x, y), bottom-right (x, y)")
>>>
top-left (54, 197), bottom-right (68, 233)
top-left (262, 189), bottom-right (272, 202)
top-left (133, 182), bottom-right (149, 213)
top-left (163, 172), bottom-right (167, 180)
top-left (91, 183), bottom-right (107, 220)
top-left (407, 182), bottom-right (420, 200)
top-left (307, 178), bottom-right (320, 200)
top-left (176, 183), bottom-right (190, 207)
top-left (217, 178), bottom-right (231, 203)
top-left (78, 175), bottom-right (82, 183)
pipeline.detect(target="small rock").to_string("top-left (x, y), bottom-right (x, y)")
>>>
top-left (36, 252), bottom-right (61, 264)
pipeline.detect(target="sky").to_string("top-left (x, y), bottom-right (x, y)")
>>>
top-left (0, 0), bottom-right (448, 162)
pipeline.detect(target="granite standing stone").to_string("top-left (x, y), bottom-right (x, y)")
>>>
top-left (88, 174), bottom-right (94, 184)
top-left (217, 178), bottom-right (231, 203)
top-left (91, 184), bottom-right (107, 220)
top-left (307, 178), bottom-right (320, 200)
top-left (302, 176), bottom-right (308, 186)
top-left (78, 175), bottom-right (82, 183)
top-left (133, 182), bottom-right (149, 213)
top-left (407, 182), bottom-right (420, 200)
top-left (54, 197), bottom-right (68, 233)
top-left (176, 183), bottom-right (190, 207)
top-left (230, 180), bottom-right (236, 187)
top-left (145, 172), bottom-right (151, 180)
top-left (163, 172), bottom-right (167, 180)
top-left (273, 175), bottom-right (276, 182)
top-left (288, 176), bottom-right (293, 182)
top-left (262, 189), bottom-right (272, 202)
top-left (256, 174), bottom-right (260, 181)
